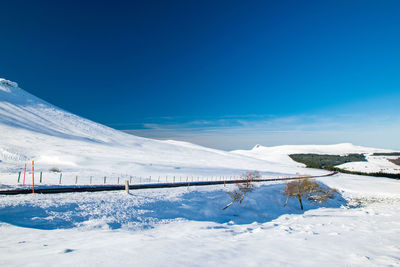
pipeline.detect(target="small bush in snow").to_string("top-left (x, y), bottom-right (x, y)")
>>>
top-left (283, 178), bottom-right (337, 210)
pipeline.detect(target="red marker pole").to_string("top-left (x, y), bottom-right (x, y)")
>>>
top-left (32, 160), bottom-right (35, 194)
top-left (23, 163), bottom-right (26, 186)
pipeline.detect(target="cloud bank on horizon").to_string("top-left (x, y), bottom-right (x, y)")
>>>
top-left (122, 111), bottom-right (400, 151)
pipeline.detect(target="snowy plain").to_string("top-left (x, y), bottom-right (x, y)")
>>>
top-left (1, 79), bottom-right (400, 266)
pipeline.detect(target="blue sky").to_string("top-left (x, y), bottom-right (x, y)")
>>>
top-left (1, 0), bottom-right (399, 150)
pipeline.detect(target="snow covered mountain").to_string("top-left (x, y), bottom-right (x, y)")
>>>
top-left (0, 78), bottom-right (300, 176)
top-left (232, 143), bottom-right (400, 174)
top-left (1, 78), bottom-right (397, 178)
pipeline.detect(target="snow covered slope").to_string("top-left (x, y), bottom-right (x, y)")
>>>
top-left (1, 78), bottom-right (397, 181)
top-left (0, 79), bottom-right (303, 178)
top-left (337, 154), bottom-right (400, 174)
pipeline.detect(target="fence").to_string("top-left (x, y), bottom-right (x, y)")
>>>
top-left (13, 171), bottom-right (260, 186)
top-left (1, 171), bottom-right (338, 195)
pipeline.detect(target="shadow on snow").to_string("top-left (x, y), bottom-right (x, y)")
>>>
top-left (0, 183), bottom-right (347, 230)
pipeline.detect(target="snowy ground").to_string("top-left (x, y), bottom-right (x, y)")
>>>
top-left (1, 174), bottom-right (400, 266)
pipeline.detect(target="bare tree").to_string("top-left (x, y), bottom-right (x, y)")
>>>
top-left (283, 178), bottom-right (337, 210)
top-left (223, 171), bottom-right (260, 210)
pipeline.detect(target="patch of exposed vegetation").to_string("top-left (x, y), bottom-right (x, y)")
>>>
top-left (325, 167), bottom-right (400, 179)
top-left (372, 152), bottom-right (400, 156)
top-left (289, 153), bottom-right (400, 179)
top-left (49, 167), bottom-right (62, 173)
top-left (289, 153), bottom-right (366, 169)
top-left (388, 157), bottom-right (400, 166)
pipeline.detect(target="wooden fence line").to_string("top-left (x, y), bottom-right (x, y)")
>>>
top-left (1, 172), bottom-right (338, 195)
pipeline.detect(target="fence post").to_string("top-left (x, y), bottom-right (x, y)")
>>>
top-left (75, 176), bottom-right (78, 184)
top-left (104, 176), bottom-right (106, 184)
top-left (59, 173), bottom-right (62, 184)
top-left (118, 177), bottom-right (120, 184)
top-left (18, 172), bottom-right (21, 183)
top-left (40, 172), bottom-right (43, 183)
top-left (158, 176), bottom-right (160, 183)
top-left (23, 163), bottom-right (26, 186)
top-left (125, 180), bottom-right (129, 194)
top-left (32, 160), bottom-right (35, 194)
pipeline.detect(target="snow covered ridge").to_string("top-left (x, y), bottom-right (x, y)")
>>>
top-left (0, 78), bottom-right (306, 176)
top-left (247, 143), bottom-right (393, 155)
top-left (0, 78), bottom-right (18, 92)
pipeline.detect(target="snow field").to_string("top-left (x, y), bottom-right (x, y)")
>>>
top-left (337, 154), bottom-right (400, 174)
top-left (1, 175), bottom-right (400, 266)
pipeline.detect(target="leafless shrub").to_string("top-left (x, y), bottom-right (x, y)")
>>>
top-left (223, 171), bottom-right (260, 210)
top-left (283, 178), bottom-right (337, 210)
